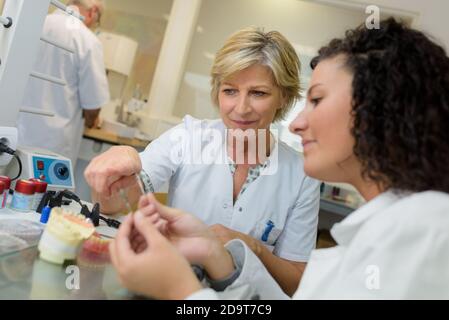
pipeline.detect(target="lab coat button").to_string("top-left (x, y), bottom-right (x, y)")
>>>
top-left (223, 203), bottom-right (228, 209)
top-left (239, 207), bottom-right (242, 212)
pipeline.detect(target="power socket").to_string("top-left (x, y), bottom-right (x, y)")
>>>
top-left (0, 127), bottom-right (18, 166)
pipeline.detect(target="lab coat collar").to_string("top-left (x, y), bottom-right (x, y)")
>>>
top-left (330, 190), bottom-right (403, 246)
top-left (262, 135), bottom-right (279, 174)
top-left (52, 9), bottom-right (67, 16)
top-left (223, 128), bottom-right (279, 170)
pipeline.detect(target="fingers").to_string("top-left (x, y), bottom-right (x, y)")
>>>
top-left (138, 194), bottom-right (182, 223)
top-left (109, 241), bottom-right (118, 267)
top-left (130, 227), bottom-right (144, 244)
top-left (135, 242), bottom-right (147, 254)
top-left (136, 203), bottom-right (158, 218)
top-left (85, 154), bottom-right (115, 196)
top-left (110, 174), bottom-right (142, 195)
top-left (131, 233), bottom-right (147, 253)
top-left (91, 169), bottom-right (122, 197)
top-left (133, 210), bottom-right (166, 244)
top-left (129, 209), bottom-right (165, 253)
top-left (84, 146), bottom-right (142, 197)
top-left (117, 213), bottom-right (134, 240)
top-left (154, 219), bottom-right (167, 232)
top-left (130, 212), bottom-right (159, 237)
top-left (138, 193), bottom-right (150, 208)
top-left (110, 210), bottom-right (167, 275)
top-left (113, 214), bottom-right (135, 265)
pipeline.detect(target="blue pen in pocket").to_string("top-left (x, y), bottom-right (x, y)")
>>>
top-left (261, 220), bottom-right (275, 242)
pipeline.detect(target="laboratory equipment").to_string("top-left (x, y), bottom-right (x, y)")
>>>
top-left (78, 233), bottom-right (111, 267)
top-left (0, 182), bottom-right (4, 208)
top-left (29, 178), bottom-right (48, 211)
top-left (40, 205), bottom-right (51, 224)
top-left (118, 172), bottom-right (145, 213)
top-left (5, 146), bottom-right (75, 192)
top-left (10, 179), bottom-right (36, 211)
top-left (38, 207), bottom-right (95, 264)
top-left (0, 176), bottom-right (11, 208)
top-left (35, 189), bottom-right (122, 229)
top-left (119, 189), bottom-right (132, 213)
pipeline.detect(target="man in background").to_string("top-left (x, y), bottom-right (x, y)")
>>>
top-left (17, 0), bottom-right (110, 167)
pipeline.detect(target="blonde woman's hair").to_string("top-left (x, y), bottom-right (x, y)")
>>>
top-left (211, 27), bottom-right (301, 122)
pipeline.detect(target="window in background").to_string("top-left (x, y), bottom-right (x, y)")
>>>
top-left (100, 0), bottom-right (173, 102)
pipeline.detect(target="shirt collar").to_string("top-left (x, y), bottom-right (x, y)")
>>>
top-left (224, 130), bottom-right (278, 168)
top-left (262, 136), bottom-right (279, 174)
top-left (330, 190), bottom-right (404, 246)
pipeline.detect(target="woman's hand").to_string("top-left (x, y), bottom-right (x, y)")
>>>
top-left (84, 146), bottom-right (143, 214)
top-left (84, 146), bottom-right (142, 197)
top-left (109, 211), bottom-right (202, 300)
top-left (130, 194), bottom-right (236, 280)
top-left (209, 224), bottom-right (264, 257)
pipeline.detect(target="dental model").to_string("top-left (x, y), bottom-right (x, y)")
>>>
top-left (77, 233), bottom-right (111, 268)
top-left (38, 208), bottom-right (95, 264)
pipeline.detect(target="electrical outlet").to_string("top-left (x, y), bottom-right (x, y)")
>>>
top-left (0, 127), bottom-right (18, 166)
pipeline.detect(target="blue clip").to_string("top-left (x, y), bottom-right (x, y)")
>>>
top-left (261, 220), bottom-right (275, 242)
top-left (40, 206), bottom-right (52, 224)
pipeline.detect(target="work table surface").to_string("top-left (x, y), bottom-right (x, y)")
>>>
top-left (0, 207), bottom-right (129, 300)
top-left (83, 127), bottom-right (150, 149)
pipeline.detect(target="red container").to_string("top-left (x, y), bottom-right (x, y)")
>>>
top-left (10, 180), bottom-right (36, 212)
top-left (14, 180), bottom-right (36, 195)
top-left (0, 176), bottom-right (11, 209)
top-left (0, 176), bottom-right (11, 189)
top-left (29, 178), bottom-right (48, 211)
top-left (29, 178), bottom-right (48, 193)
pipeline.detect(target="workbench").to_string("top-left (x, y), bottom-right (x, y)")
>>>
top-left (0, 206), bottom-right (132, 300)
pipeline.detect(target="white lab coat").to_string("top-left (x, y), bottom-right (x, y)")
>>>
top-left (140, 115), bottom-right (321, 262)
top-left (188, 190), bottom-right (449, 299)
top-left (17, 10), bottom-right (110, 166)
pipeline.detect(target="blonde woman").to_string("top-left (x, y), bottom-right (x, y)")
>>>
top-left (85, 27), bottom-right (320, 295)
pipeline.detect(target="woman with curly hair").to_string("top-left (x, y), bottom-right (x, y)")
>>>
top-left (109, 18), bottom-right (449, 299)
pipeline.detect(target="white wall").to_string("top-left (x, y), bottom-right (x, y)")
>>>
top-left (105, 0), bottom-right (173, 21)
top-left (343, 0), bottom-right (449, 49)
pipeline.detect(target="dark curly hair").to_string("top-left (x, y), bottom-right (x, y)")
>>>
top-left (311, 18), bottom-right (449, 193)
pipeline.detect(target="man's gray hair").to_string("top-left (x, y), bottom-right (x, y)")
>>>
top-left (67, 0), bottom-right (105, 14)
